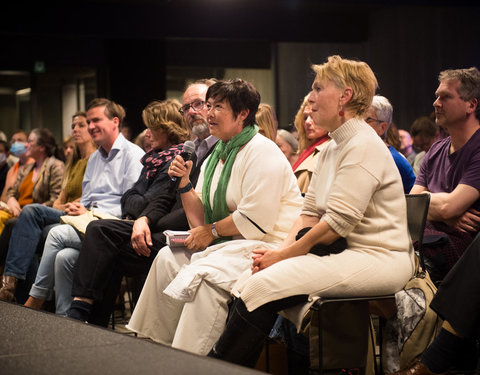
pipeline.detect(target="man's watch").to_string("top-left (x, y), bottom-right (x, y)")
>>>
top-left (211, 222), bottom-right (220, 239)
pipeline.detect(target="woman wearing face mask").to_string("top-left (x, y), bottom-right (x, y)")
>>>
top-left (4, 128), bottom-right (64, 218)
top-left (1, 131), bottom-right (34, 204)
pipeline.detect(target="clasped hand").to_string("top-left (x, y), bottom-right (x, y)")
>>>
top-left (251, 248), bottom-right (285, 274)
top-left (64, 202), bottom-right (87, 216)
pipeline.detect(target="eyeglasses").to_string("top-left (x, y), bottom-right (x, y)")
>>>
top-left (179, 100), bottom-right (206, 115)
top-left (365, 117), bottom-right (384, 125)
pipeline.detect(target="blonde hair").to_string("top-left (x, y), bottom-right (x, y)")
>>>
top-left (312, 55), bottom-right (378, 117)
top-left (294, 94), bottom-right (311, 153)
top-left (142, 99), bottom-right (190, 145)
top-left (256, 103), bottom-right (278, 141)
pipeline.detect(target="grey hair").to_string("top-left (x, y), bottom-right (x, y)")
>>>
top-left (277, 129), bottom-right (298, 153)
top-left (371, 95), bottom-right (393, 126)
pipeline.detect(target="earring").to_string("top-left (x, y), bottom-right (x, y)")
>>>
top-left (339, 109), bottom-right (344, 117)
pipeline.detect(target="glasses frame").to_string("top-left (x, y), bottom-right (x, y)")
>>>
top-left (365, 117), bottom-right (384, 125)
top-left (179, 100), bottom-right (206, 116)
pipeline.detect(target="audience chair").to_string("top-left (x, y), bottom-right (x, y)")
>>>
top-left (111, 274), bottom-right (147, 331)
top-left (308, 193), bottom-right (430, 375)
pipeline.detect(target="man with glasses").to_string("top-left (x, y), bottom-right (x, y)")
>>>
top-left (179, 79), bottom-right (218, 162)
top-left (365, 95), bottom-right (416, 193)
top-left (67, 79), bottom-right (218, 326)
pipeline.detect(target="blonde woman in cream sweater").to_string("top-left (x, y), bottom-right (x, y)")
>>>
top-left (208, 56), bottom-right (416, 367)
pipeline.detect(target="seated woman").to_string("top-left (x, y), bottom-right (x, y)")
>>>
top-left (0, 112), bottom-right (96, 303)
top-left (0, 129), bottom-right (64, 292)
top-left (207, 55), bottom-right (416, 367)
top-left (30, 99), bottom-right (189, 316)
top-left (1, 130), bottom-right (34, 204)
top-left (125, 79), bottom-right (303, 356)
top-left (291, 94), bottom-right (330, 194)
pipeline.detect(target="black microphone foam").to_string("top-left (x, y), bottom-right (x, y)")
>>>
top-left (169, 140), bottom-right (196, 193)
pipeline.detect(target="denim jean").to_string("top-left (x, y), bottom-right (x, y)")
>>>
top-left (4, 204), bottom-right (63, 280)
top-left (29, 224), bottom-right (82, 316)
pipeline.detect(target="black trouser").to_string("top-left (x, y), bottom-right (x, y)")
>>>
top-left (430, 231), bottom-right (480, 339)
top-left (71, 219), bottom-right (165, 326)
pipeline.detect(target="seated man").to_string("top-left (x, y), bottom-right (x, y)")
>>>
top-left (67, 80), bottom-right (218, 326)
top-left (365, 95), bottom-right (416, 193)
top-left (411, 66), bottom-right (480, 282)
top-left (24, 98), bottom-right (145, 315)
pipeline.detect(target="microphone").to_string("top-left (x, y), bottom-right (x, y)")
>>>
top-left (169, 140), bottom-right (196, 193)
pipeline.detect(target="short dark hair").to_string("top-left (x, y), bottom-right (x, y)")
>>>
top-left (87, 98), bottom-right (126, 127)
top-left (206, 79), bottom-right (260, 127)
top-left (410, 116), bottom-right (438, 138)
top-left (31, 128), bottom-right (58, 157)
top-left (11, 129), bottom-right (27, 139)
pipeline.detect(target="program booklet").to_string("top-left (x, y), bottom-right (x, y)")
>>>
top-left (163, 230), bottom-right (191, 247)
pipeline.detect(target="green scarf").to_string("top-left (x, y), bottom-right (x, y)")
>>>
top-left (202, 124), bottom-right (258, 242)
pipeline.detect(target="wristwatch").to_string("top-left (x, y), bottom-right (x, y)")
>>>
top-left (211, 222), bottom-right (220, 239)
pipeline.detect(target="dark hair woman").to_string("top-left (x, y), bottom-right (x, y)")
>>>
top-left (125, 79), bottom-right (303, 356)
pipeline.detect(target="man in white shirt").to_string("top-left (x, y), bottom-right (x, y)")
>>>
top-left (27, 98), bottom-right (144, 315)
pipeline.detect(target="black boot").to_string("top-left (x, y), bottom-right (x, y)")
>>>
top-left (67, 300), bottom-right (93, 323)
top-left (208, 299), bottom-right (272, 368)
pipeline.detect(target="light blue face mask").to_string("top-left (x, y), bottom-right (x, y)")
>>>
top-left (10, 142), bottom-right (26, 156)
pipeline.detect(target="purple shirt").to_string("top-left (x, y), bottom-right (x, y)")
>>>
top-left (415, 128), bottom-right (480, 210)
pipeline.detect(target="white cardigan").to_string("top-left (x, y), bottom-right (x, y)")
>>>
top-left (164, 133), bottom-right (303, 301)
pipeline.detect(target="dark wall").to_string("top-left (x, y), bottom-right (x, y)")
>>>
top-left (276, 5), bottom-right (480, 129)
top-left (104, 39), bottom-right (166, 136)
top-left (1, 0), bottom-right (479, 136)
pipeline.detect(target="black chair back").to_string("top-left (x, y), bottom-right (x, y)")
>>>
top-left (405, 193), bottom-right (430, 272)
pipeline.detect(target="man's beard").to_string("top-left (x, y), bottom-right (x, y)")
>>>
top-left (191, 120), bottom-right (210, 139)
